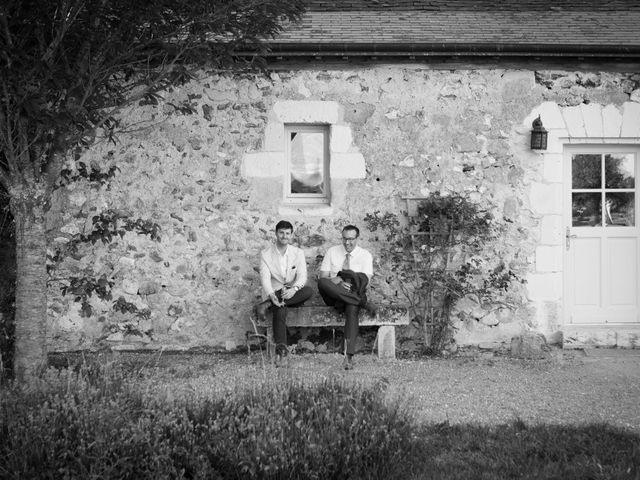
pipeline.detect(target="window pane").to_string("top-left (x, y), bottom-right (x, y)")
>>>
top-left (572, 192), bottom-right (601, 226)
top-left (290, 131), bottom-right (324, 194)
top-left (605, 193), bottom-right (635, 226)
top-left (572, 154), bottom-right (602, 189)
top-left (605, 154), bottom-right (635, 189)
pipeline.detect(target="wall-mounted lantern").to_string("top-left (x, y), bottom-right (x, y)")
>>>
top-left (530, 115), bottom-right (548, 150)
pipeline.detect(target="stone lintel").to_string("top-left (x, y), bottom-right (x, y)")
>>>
top-left (562, 105), bottom-right (587, 138)
top-left (621, 102), bottom-right (640, 137)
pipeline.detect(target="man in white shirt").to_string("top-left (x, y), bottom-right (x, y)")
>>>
top-left (318, 224), bottom-right (376, 370)
top-left (257, 220), bottom-right (312, 361)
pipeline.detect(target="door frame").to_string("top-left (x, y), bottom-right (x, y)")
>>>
top-left (562, 144), bottom-right (640, 327)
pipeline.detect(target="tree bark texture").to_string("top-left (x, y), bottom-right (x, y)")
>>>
top-left (11, 185), bottom-right (48, 381)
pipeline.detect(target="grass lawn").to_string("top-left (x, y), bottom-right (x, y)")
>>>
top-left (0, 354), bottom-right (638, 479)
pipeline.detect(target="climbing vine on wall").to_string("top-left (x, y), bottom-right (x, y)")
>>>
top-left (48, 160), bottom-right (161, 324)
top-left (364, 192), bottom-right (523, 354)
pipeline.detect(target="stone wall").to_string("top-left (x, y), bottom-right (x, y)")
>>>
top-left (45, 66), bottom-right (640, 352)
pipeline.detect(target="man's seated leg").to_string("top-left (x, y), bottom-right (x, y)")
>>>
top-left (343, 304), bottom-right (360, 370)
top-left (284, 285), bottom-right (313, 307)
top-left (317, 277), bottom-right (338, 306)
top-left (272, 303), bottom-right (288, 357)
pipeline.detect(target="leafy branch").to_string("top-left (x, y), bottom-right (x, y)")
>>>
top-left (48, 210), bottom-right (161, 318)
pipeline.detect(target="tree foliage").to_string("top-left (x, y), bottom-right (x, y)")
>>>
top-left (0, 0), bottom-right (305, 380)
top-left (0, 0), bottom-right (304, 193)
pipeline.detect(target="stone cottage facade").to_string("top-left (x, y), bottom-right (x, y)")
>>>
top-left (46, 1), bottom-right (640, 352)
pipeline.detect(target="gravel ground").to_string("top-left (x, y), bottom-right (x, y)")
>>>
top-left (135, 348), bottom-right (640, 434)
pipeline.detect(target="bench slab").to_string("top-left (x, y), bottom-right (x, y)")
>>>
top-left (253, 305), bottom-right (410, 359)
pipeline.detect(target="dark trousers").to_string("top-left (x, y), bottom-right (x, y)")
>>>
top-left (317, 277), bottom-right (362, 355)
top-left (271, 286), bottom-right (313, 354)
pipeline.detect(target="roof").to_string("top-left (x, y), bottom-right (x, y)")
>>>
top-left (264, 0), bottom-right (640, 60)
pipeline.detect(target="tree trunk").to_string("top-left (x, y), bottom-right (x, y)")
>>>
top-left (10, 184), bottom-right (48, 382)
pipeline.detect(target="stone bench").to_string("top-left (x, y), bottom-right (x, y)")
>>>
top-left (252, 305), bottom-right (410, 359)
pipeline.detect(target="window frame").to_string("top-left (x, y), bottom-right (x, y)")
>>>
top-left (569, 149), bottom-right (637, 228)
top-left (284, 124), bottom-right (330, 205)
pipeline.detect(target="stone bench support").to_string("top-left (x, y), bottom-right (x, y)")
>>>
top-left (253, 305), bottom-right (410, 359)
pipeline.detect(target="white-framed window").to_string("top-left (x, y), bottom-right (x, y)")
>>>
top-left (570, 150), bottom-right (637, 227)
top-left (284, 124), bottom-right (330, 204)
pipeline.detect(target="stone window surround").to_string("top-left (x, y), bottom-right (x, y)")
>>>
top-left (242, 100), bottom-right (366, 216)
top-left (526, 101), bottom-right (640, 302)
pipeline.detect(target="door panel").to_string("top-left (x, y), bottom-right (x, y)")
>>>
top-left (564, 147), bottom-right (640, 325)
top-left (608, 237), bottom-right (637, 307)
top-left (572, 237), bottom-right (601, 308)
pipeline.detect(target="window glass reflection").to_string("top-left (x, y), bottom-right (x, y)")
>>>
top-left (605, 193), bottom-right (635, 226)
top-left (605, 154), bottom-right (635, 189)
top-left (572, 154), bottom-right (601, 189)
top-left (289, 132), bottom-right (324, 194)
top-left (572, 193), bottom-right (601, 227)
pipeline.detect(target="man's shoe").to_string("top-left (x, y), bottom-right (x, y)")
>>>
top-left (255, 300), bottom-right (271, 321)
top-left (342, 356), bottom-right (354, 370)
top-left (364, 302), bottom-right (378, 317)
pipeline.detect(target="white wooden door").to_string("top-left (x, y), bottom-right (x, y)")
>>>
top-left (564, 146), bottom-right (640, 325)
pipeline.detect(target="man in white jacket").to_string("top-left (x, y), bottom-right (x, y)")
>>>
top-left (257, 220), bottom-right (312, 359)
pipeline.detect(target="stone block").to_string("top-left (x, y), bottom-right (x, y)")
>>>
top-left (616, 331), bottom-right (640, 348)
top-left (602, 104), bottom-right (622, 137)
top-left (330, 125), bottom-right (353, 153)
top-left (501, 71), bottom-right (535, 101)
top-left (535, 246), bottom-right (562, 272)
top-left (377, 325), bottom-right (396, 359)
top-left (540, 215), bottom-right (563, 245)
top-left (263, 122), bottom-right (285, 152)
top-left (242, 151), bottom-right (284, 178)
top-left (502, 196), bottom-right (519, 222)
top-left (580, 103), bottom-right (603, 138)
top-left (510, 332), bottom-right (551, 359)
top-left (562, 105), bottom-right (586, 138)
top-left (330, 152), bottom-right (366, 179)
top-left (273, 100), bottom-right (341, 124)
top-left (536, 101), bottom-right (566, 130)
top-left (526, 273), bottom-right (562, 301)
top-left (544, 130), bottom-right (567, 154)
top-left (562, 328), bottom-right (617, 348)
top-left (542, 153), bottom-right (563, 183)
top-left (529, 183), bottom-right (562, 215)
top-left (621, 102), bottom-right (640, 137)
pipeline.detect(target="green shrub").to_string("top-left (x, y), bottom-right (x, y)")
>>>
top-left (0, 363), bottom-right (421, 479)
top-left (364, 192), bottom-right (524, 354)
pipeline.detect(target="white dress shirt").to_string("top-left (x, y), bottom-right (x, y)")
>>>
top-left (320, 245), bottom-right (373, 278)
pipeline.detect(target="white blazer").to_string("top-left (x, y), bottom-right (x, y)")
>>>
top-left (259, 244), bottom-right (308, 299)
